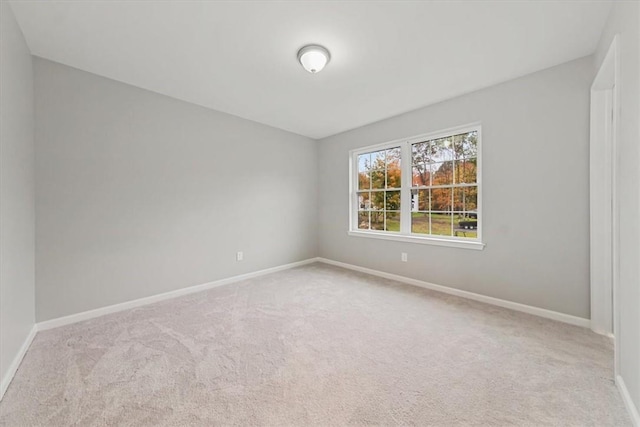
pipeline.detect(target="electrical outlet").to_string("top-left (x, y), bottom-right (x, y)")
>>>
top-left (236, 251), bottom-right (243, 261)
top-left (401, 252), bottom-right (408, 262)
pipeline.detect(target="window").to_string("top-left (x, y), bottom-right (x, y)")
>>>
top-left (349, 124), bottom-right (484, 250)
top-left (355, 147), bottom-right (402, 232)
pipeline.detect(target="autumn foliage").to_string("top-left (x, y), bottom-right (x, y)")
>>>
top-left (357, 131), bottom-right (478, 234)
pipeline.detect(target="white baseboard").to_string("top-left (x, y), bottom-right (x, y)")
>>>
top-left (617, 375), bottom-right (640, 426)
top-left (37, 258), bottom-right (320, 331)
top-left (3, 258), bottom-right (319, 400)
top-left (0, 324), bottom-right (37, 401)
top-left (317, 258), bottom-right (591, 328)
top-left (34, 256), bottom-right (589, 332)
top-left (4, 256), bottom-right (629, 419)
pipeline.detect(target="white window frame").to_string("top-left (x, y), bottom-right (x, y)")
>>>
top-left (348, 122), bottom-right (485, 250)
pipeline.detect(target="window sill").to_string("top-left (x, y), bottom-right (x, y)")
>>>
top-left (347, 230), bottom-right (486, 250)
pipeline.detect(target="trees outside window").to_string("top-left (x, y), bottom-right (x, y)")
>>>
top-left (356, 147), bottom-right (402, 232)
top-left (351, 124), bottom-right (481, 245)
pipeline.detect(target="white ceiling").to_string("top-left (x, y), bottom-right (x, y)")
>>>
top-left (9, 0), bottom-right (612, 139)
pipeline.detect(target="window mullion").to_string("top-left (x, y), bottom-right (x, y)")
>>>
top-left (400, 141), bottom-right (411, 234)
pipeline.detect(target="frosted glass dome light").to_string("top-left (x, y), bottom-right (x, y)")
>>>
top-left (297, 45), bottom-right (330, 73)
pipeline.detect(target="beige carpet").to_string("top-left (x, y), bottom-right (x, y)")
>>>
top-left (0, 263), bottom-right (630, 426)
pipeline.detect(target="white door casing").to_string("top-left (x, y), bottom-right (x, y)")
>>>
top-left (589, 35), bottom-right (619, 372)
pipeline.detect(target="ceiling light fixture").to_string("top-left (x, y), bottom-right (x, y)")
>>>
top-left (297, 45), bottom-right (330, 74)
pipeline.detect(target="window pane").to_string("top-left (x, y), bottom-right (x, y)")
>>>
top-left (453, 134), bottom-right (465, 160)
top-left (453, 188), bottom-right (463, 212)
top-left (430, 212), bottom-right (453, 236)
top-left (454, 212), bottom-right (478, 239)
top-left (428, 162), bottom-right (441, 184)
top-left (456, 158), bottom-right (477, 184)
top-left (358, 212), bottom-right (370, 230)
top-left (386, 161), bottom-right (402, 189)
top-left (370, 191), bottom-right (385, 210)
top-left (386, 147), bottom-right (401, 165)
top-left (411, 189), bottom-right (430, 211)
top-left (412, 141), bottom-right (432, 165)
top-left (358, 171), bottom-right (371, 190)
top-left (431, 187), bottom-right (452, 211)
top-left (385, 212), bottom-right (400, 232)
top-left (432, 161), bottom-right (454, 185)
top-left (371, 150), bottom-right (386, 170)
top-left (453, 131), bottom-right (478, 159)
top-left (453, 187), bottom-right (478, 212)
top-left (412, 165), bottom-right (429, 187)
top-left (358, 153), bottom-right (371, 173)
top-left (385, 191), bottom-right (401, 210)
top-left (370, 211), bottom-right (384, 230)
top-left (455, 212), bottom-right (478, 227)
top-left (411, 212), bottom-right (430, 234)
top-left (357, 192), bottom-right (371, 211)
top-left (432, 137), bottom-right (454, 162)
top-left (455, 229), bottom-right (478, 239)
top-left (371, 169), bottom-right (385, 189)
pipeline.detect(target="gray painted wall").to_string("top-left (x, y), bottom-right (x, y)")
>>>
top-left (318, 56), bottom-right (593, 319)
top-left (34, 58), bottom-right (318, 321)
top-left (0, 2), bottom-right (36, 389)
top-left (596, 0), bottom-right (640, 415)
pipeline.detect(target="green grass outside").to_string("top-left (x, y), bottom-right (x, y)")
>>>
top-left (412, 212), bottom-right (477, 238)
top-left (359, 212), bottom-right (477, 239)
